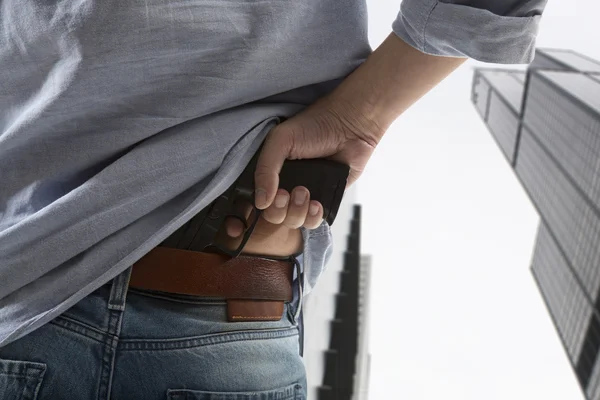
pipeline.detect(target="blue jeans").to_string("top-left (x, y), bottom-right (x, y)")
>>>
top-left (0, 268), bottom-right (306, 399)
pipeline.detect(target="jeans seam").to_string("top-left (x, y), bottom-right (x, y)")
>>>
top-left (50, 316), bottom-right (106, 344)
top-left (31, 365), bottom-right (46, 400)
top-left (166, 383), bottom-right (298, 399)
top-left (118, 327), bottom-right (298, 351)
top-left (96, 310), bottom-right (121, 400)
top-left (0, 373), bottom-right (35, 379)
top-left (97, 268), bottom-right (130, 400)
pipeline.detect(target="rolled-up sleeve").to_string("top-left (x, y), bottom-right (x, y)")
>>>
top-left (392, 0), bottom-right (548, 64)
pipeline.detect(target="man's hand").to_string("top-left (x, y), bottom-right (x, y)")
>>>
top-left (253, 33), bottom-right (465, 224)
top-left (223, 33), bottom-right (465, 252)
top-left (221, 199), bottom-right (304, 256)
top-left (253, 95), bottom-right (380, 224)
top-left (221, 98), bottom-right (374, 254)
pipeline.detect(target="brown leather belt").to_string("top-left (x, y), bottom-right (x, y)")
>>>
top-left (129, 247), bottom-right (294, 322)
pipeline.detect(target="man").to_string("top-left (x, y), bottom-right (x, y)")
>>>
top-left (0, 0), bottom-right (547, 398)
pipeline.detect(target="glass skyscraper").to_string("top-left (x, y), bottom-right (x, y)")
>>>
top-left (471, 49), bottom-right (600, 399)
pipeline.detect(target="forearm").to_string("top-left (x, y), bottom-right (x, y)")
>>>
top-left (329, 33), bottom-right (466, 141)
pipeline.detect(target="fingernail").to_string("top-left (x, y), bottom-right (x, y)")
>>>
top-left (255, 189), bottom-right (267, 207)
top-left (309, 204), bottom-right (319, 216)
top-left (275, 194), bottom-right (288, 208)
top-left (293, 190), bottom-right (307, 206)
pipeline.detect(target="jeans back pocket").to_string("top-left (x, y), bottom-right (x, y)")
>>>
top-left (167, 383), bottom-right (304, 400)
top-left (0, 358), bottom-right (46, 400)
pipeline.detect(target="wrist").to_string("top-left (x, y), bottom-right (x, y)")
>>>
top-left (330, 33), bottom-right (466, 138)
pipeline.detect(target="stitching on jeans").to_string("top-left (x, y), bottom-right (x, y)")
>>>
top-left (49, 317), bottom-right (106, 344)
top-left (118, 327), bottom-right (298, 351)
top-left (231, 315), bottom-right (281, 320)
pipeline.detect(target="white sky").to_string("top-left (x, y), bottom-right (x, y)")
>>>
top-left (360, 1), bottom-right (600, 399)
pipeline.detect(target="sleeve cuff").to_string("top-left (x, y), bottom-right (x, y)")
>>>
top-left (392, 0), bottom-right (542, 64)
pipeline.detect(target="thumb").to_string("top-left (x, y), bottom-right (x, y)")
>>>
top-left (254, 127), bottom-right (293, 209)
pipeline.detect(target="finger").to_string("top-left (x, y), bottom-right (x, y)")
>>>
top-left (262, 189), bottom-right (290, 224)
top-left (283, 186), bottom-right (310, 229)
top-left (224, 199), bottom-right (253, 237)
top-left (303, 200), bottom-right (324, 229)
top-left (225, 218), bottom-right (245, 238)
top-left (255, 128), bottom-right (293, 210)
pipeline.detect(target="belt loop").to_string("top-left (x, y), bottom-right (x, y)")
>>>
top-left (108, 267), bottom-right (133, 311)
top-left (293, 259), bottom-right (304, 322)
top-left (289, 256), bottom-right (305, 357)
top-left (298, 305), bottom-right (304, 357)
top-left (287, 256), bottom-right (305, 323)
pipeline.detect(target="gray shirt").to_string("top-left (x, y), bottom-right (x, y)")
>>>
top-left (0, 0), bottom-right (546, 347)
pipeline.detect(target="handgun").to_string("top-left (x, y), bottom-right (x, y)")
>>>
top-left (160, 149), bottom-right (350, 257)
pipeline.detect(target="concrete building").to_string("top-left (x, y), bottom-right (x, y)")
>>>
top-left (304, 186), bottom-right (372, 399)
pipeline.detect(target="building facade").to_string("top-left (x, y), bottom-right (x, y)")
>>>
top-left (303, 185), bottom-right (372, 399)
top-left (472, 49), bottom-right (600, 399)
